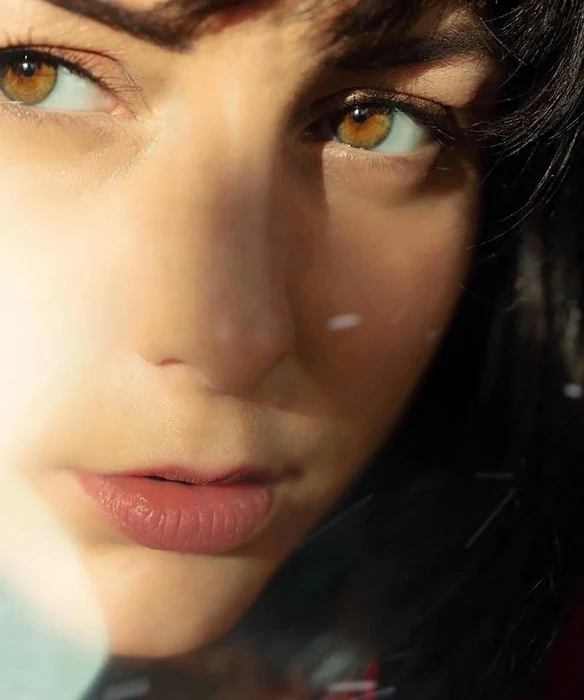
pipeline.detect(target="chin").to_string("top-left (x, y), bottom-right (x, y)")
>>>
top-left (105, 597), bottom-right (238, 660)
top-left (109, 626), bottom-right (221, 660)
top-left (86, 547), bottom-right (272, 662)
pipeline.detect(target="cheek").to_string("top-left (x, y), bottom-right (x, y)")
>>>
top-left (0, 183), bottom-right (125, 460)
top-left (296, 183), bottom-right (478, 433)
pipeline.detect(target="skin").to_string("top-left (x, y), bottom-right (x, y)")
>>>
top-left (0, 0), bottom-right (497, 663)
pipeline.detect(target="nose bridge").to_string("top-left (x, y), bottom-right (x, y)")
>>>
top-left (128, 73), bottom-right (295, 395)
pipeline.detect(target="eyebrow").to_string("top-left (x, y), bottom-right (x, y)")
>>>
top-left (324, 25), bottom-right (499, 71)
top-left (43, 0), bottom-right (204, 49)
top-left (42, 0), bottom-right (498, 69)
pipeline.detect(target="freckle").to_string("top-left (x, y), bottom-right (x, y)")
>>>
top-left (563, 383), bottom-right (584, 400)
top-left (327, 314), bottom-right (362, 332)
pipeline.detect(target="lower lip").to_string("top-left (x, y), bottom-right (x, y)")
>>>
top-left (75, 473), bottom-right (274, 555)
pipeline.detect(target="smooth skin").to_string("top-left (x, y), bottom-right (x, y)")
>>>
top-left (0, 0), bottom-right (497, 661)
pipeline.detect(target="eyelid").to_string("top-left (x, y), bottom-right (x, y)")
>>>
top-left (301, 87), bottom-right (468, 146)
top-left (0, 44), bottom-right (146, 115)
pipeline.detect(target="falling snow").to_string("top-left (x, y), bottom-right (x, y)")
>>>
top-left (465, 488), bottom-right (517, 550)
top-left (474, 473), bottom-right (515, 481)
top-left (563, 383), bottom-right (584, 400)
top-left (327, 314), bottom-right (363, 332)
top-left (103, 678), bottom-right (151, 700)
top-left (327, 680), bottom-right (378, 693)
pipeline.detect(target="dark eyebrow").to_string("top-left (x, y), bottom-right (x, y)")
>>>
top-left (324, 24), bottom-right (499, 72)
top-left (42, 0), bottom-right (498, 70)
top-left (42, 0), bottom-right (221, 50)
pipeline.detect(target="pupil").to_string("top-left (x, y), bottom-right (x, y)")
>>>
top-left (352, 107), bottom-right (369, 124)
top-left (18, 58), bottom-right (39, 78)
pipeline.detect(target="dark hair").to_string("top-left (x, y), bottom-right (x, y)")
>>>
top-left (220, 2), bottom-right (584, 699)
top-left (87, 1), bottom-right (584, 698)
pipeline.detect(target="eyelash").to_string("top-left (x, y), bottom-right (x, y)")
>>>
top-left (306, 89), bottom-right (467, 148)
top-left (0, 43), bottom-right (468, 154)
top-left (0, 45), bottom-right (104, 87)
top-left (0, 43), bottom-right (139, 122)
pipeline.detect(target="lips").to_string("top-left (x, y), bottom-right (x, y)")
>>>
top-left (117, 465), bottom-right (276, 486)
top-left (75, 465), bottom-right (276, 555)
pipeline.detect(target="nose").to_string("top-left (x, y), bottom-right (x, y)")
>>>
top-left (123, 93), bottom-right (295, 396)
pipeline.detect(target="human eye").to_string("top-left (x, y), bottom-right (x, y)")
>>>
top-left (0, 46), bottom-right (124, 115)
top-left (306, 89), bottom-right (462, 156)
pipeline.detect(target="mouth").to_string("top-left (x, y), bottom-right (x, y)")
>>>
top-left (74, 465), bottom-right (279, 555)
top-left (126, 465), bottom-right (278, 486)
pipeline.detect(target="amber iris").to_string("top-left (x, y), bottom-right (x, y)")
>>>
top-left (335, 106), bottom-right (393, 149)
top-left (1, 57), bottom-right (58, 105)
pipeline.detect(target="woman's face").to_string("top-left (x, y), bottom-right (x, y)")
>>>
top-left (0, 0), bottom-right (496, 660)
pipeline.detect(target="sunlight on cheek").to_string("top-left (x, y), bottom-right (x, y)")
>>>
top-left (0, 477), bottom-right (108, 698)
top-left (0, 282), bottom-right (92, 458)
top-left (0, 241), bottom-right (111, 684)
top-left (0, 220), bottom-right (125, 460)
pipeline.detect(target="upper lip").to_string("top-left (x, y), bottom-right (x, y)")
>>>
top-left (104, 465), bottom-right (282, 486)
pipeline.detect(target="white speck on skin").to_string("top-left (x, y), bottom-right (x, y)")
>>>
top-left (327, 314), bottom-right (362, 332)
top-left (563, 383), bottom-right (584, 400)
top-left (426, 330), bottom-right (440, 341)
top-left (103, 678), bottom-right (151, 700)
